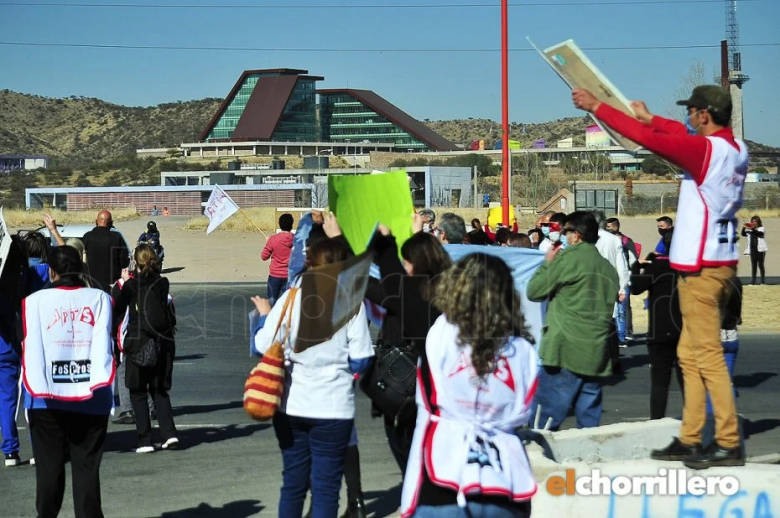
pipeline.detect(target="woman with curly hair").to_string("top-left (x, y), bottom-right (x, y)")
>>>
top-left (401, 253), bottom-right (539, 518)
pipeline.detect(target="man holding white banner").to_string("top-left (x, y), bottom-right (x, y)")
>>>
top-left (204, 185), bottom-right (239, 234)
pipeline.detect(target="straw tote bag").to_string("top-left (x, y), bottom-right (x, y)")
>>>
top-left (243, 288), bottom-right (297, 421)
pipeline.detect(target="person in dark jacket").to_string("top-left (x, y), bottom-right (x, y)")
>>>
top-left (82, 210), bottom-right (130, 293)
top-left (112, 244), bottom-right (177, 453)
top-left (630, 255), bottom-right (684, 419)
top-left (467, 219), bottom-right (490, 245)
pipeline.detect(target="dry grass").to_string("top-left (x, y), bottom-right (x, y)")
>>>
top-left (630, 285), bottom-right (780, 333)
top-left (626, 209), bottom-right (780, 219)
top-left (184, 207), bottom-right (279, 232)
top-left (5, 207), bottom-right (141, 229)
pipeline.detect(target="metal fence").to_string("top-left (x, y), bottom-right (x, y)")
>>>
top-left (619, 194), bottom-right (780, 216)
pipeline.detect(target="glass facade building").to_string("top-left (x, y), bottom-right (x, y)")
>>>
top-left (319, 92), bottom-right (430, 151)
top-left (204, 69), bottom-right (320, 142)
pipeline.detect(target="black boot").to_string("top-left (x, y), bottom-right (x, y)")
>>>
top-left (340, 497), bottom-right (366, 518)
top-left (651, 437), bottom-right (702, 461)
top-left (683, 442), bottom-right (745, 469)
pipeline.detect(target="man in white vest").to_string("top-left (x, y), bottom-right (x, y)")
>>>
top-left (572, 85), bottom-right (746, 468)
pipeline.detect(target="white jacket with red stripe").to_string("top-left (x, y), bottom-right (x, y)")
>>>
top-left (670, 136), bottom-right (748, 272)
top-left (401, 315), bottom-right (539, 516)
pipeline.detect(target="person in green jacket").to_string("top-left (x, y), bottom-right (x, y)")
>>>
top-left (527, 211), bottom-right (619, 430)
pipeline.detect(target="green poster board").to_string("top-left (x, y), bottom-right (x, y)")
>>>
top-left (328, 170), bottom-right (414, 255)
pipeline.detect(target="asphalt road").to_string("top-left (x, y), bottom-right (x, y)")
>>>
top-left (2, 283), bottom-right (779, 517)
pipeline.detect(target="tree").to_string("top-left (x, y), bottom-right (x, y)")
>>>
top-left (641, 154), bottom-right (680, 176)
top-left (75, 175), bottom-right (93, 187)
top-left (663, 59), bottom-right (719, 119)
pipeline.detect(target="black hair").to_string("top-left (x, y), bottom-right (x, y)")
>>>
top-left (656, 216), bottom-right (673, 226)
top-left (751, 215), bottom-right (763, 227)
top-left (709, 108), bottom-right (731, 128)
top-left (605, 217), bottom-right (621, 229)
top-left (549, 212), bottom-right (567, 226)
top-left (565, 211), bottom-right (600, 244)
top-left (400, 232), bottom-right (453, 301)
top-left (306, 224), bottom-right (328, 249)
top-left (279, 213), bottom-right (294, 232)
top-left (495, 227), bottom-right (511, 245)
top-left (49, 246), bottom-right (85, 281)
top-left (23, 232), bottom-right (49, 262)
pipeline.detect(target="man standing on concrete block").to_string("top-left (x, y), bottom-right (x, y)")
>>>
top-left (572, 85), bottom-right (747, 468)
top-left (527, 211), bottom-right (619, 430)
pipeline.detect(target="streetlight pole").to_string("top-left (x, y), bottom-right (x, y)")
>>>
top-left (500, 0), bottom-right (510, 226)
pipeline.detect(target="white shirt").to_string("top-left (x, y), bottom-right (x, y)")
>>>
top-left (253, 288), bottom-right (374, 419)
top-left (596, 229), bottom-right (629, 291)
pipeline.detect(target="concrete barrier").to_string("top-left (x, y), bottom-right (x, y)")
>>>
top-left (522, 418), bottom-right (681, 464)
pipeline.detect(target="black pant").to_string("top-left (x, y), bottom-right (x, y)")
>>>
top-left (750, 251), bottom-right (766, 284)
top-left (129, 385), bottom-right (176, 447)
top-left (647, 339), bottom-right (685, 420)
top-left (28, 409), bottom-right (108, 518)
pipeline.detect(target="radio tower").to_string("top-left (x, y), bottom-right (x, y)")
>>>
top-left (726, 0), bottom-right (749, 138)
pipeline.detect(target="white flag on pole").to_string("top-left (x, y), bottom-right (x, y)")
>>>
top-left (204, 185), bottom-right (239, 234)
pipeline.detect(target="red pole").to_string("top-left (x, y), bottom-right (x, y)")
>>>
top-left (500, 0), bottom-right (510, 226)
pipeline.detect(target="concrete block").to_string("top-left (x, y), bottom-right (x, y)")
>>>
top-left (532, 459), bottom-right (780, 518)
top-left (525, 418), bottom-right (681, 464)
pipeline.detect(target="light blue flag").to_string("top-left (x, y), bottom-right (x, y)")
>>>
top-left (444, 245), bottom-right (546, 351)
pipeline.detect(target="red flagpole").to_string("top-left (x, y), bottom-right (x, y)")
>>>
top-left (500, 0), bottom-right (510, 226)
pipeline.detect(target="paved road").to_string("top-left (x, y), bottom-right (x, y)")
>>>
top-left (2, 283), bottom-right (778, 517)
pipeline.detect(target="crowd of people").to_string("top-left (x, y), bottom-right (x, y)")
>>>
top-left (0, 82), bottom-right (760, 517)
top-left (0, 210), bottom-right (176, 518)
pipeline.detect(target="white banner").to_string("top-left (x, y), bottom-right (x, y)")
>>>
top-left (204, 185), bottom-right (239, 234)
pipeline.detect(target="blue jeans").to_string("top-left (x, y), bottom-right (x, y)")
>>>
top-left (0, 349), bottom-right (21, 455)
top-left (414, 501), bottom-right (531, 518)
top-left (267, 276), bottom-right (288, 308)
top-left (616, 293), bottom-right (629, 343)
top-left (532, 366), bottom-right (602, 431)
top-left (273, 412), bottom-right (353, 518)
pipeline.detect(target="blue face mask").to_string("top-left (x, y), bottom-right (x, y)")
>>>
top-left (684, 111), bottom-right (701, 135)
top-left (560, 234), bottom-right (569, 248)
top-left (541, 226), bottom-right (550, 237)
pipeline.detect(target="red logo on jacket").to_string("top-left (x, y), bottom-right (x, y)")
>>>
top-left (448, 352), bottom-right (516, 391)
top-left (47, 307), bottom-right (96, 330)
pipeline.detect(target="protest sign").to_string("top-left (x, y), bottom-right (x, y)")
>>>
top-left (444, 245), bottom-right (546, 350)
top-left (530, 38), bottom-right (640, 151)
top-left (294, 251), bottom-right (373, 353)
top-left (204, 185), bottom-right (239, 234)
top-left (328, 171), bottom-right (414, 256)
top-left (487, 205), bottom-right (516, 230)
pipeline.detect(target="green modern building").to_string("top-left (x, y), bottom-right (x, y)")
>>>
top-left (318, 89), bottom-right (457, 152)
top-left (200, 68), bottom-right (322, 142)
top-left (199, 69), bottom-right (457, 152)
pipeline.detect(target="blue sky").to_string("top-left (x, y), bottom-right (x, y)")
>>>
top-left (1, 0), bottom-right (779, 146)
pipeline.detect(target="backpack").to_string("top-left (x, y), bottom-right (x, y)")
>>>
top-left (136, 277), bottom-right (175, 338)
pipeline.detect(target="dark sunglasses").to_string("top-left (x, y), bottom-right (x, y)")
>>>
top-left (562, 227), bottom-right (576, 235)
top-left (540, 223), bottom-right (551, 227)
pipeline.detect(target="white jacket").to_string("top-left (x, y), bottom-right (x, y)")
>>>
top-left (253, 287), bottom-right (374, 419)
top-left (401, 316), bottom-right (539, 517)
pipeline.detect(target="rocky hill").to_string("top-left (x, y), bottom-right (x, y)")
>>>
top-left (1, 89), bottom-right (777, 163)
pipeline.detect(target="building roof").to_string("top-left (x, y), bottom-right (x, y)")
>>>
top-left (232, 75), bottom-right (299, 140)
top-left (317, 88), bottom-right (458, 151)
top-left (198, 69), bottom-right (324, 141)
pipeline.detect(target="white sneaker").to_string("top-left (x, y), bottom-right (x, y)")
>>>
top-left (161, 438), bottom-right (179, 450)
top-left (29, 458), bottom-right (35, 466)
top-left (136, 446), bottom-right (155, 454)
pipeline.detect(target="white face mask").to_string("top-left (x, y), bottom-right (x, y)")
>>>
top-left (549, 231), bottom-right (561, 243)
top-left (423, 223), bottom-right (431, 232)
